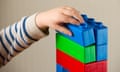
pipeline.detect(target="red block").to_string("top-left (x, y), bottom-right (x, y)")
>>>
top-left (56, 49), bottom-right (107, 72)
top-left (85, 61), bottom-right (107, 72)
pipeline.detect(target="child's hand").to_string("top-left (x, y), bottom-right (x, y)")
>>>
top-left (36, 6), bottom-right (84, 36)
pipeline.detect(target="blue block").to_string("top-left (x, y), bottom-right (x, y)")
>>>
top-left (96, 44), bottom-right (108, 61)
top-left (63, 68), bottom-right (69, 72)
top-left (81, 14), bottom-right (108, 61)
top-left (57, 64), bottom-right (63, 72)
top-left (56, 64), bottom-right (69, 72)
top-left (57, 23), bottom-right (95, 46)
top-left (94, 22), bottom-right (108, 45)
top-left (81, 14), bottom-right (88, 22)
top-left (82, 14), bottom-right (108, 45)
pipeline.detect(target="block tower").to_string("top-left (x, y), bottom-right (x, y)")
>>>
top-left (56, 14), bottom-right (108, 72)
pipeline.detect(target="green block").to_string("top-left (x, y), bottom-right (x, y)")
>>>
top-left (56, 33), bottom-right (96, 63)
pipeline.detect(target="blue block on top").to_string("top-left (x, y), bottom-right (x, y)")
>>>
top-left (81, 14), bottom-right (88, 22)
top-left (57, 64), bottom-right (63, 72)
top-left (57, 23), bottom-right (95, 46)
top-left (94, 22), bottom-right (108, 45)
top-left (82, 14), bottom-right (108, 45)
top-left (96, 44), bottom-right (108, 61)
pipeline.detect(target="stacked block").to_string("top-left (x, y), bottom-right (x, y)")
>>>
top-left (57, 64), bottom-right (69, 72)
top-left (83, 15), bottom-right (108, 61)
top-left (56, 14), bottom-right (108, 72)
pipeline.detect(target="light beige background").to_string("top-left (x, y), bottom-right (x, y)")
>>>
top-left (0, 0), bottom-right (119, 72)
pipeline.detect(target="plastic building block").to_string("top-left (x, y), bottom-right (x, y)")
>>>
top-left (81, 14), bottom-right (88, 22)
top-left (56, 33), bottom-right (96, 63)
top-left (57, 49), bottom-right (85, 72)
top-left (96, 44), bottom-right (108, 61)
top-left (63, 68), bottom-right (69, 72)
top-left (57, 64), bottom-right (63, 72)
top-left (89, 21), bottom-right (108, 45)
top-left (85, 60), bottom-right (107, 72)
top-left (56, 64), bottom-right (69, 72)
top-left (94, 22), bottom-right (108, 45)
top-left (57, 22), bottom-right (95, 46)
top-left (82, 14), bottom-right (108, 45)
top-left (57, 49), bottom-right (107, 72)
top-left (57, 64), bottom-right (69, 72)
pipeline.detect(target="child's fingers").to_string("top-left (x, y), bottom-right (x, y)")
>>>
top-left (62, 7), bottom-right (84, 23)
top-left (54, 24), bottom-right (72, 36)
top-left (62, 15), bottom-right (80, 25)
top-left (76, 11), bottom-right (84, 23)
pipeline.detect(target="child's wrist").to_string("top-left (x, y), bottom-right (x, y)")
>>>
top-left (35, 13), bottom-right (49, 34)
top-left (36, 23), bottom-right (49, 34)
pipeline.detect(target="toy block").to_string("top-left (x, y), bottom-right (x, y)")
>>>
top-left (57, 49), bottom-right (107, 72)
top-left (85, 60), bottom-right (107, 72)
top-left (57, 64), bottom-right (63, 72)
top-left (82, 14), bottom-right (108, 45)
top-left (56, 33), bottom-right (96, 63)
top-left (96, 44), bottom-right (108, 61)
top-left (57, 49), bottom-right (85, 72)
top-left (81, 14), bottom-right (88, 22)
top-left (89, 21), bottom-right (108, 45)
top-left (57, 22), bottom-right (95, 46)
top-left (57, 64), bottom-right (69, 72)
top-left (63, 68), bottom-right (69, 72)
top-left (94, 22), bottom-right (108, 45)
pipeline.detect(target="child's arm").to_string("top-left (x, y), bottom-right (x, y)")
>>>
top-left (0, 6), bottom-right (84, 67)
top-left (36, 6), bottom-right (84, 36)
top-left (0, 13), bottom-right (48, 67)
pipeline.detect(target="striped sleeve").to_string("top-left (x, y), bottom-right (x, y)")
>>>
top-left (0, 13), bottom-right (49, 67)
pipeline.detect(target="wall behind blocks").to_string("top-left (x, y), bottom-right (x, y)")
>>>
top-left (0, 0), bottom-right (119, 72)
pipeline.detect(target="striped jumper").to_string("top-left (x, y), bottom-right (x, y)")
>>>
top-left (0, 13), bottom-right (48, 67)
